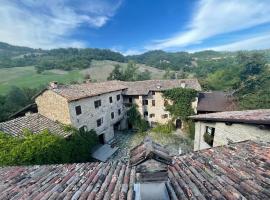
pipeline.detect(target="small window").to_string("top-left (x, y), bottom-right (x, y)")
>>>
top-left (152, 91), bottom-right (155, 95)
top-left (109, 96), bottom-right (113, 103)
top-left (117, 94), bottom-right (121, 101)
top-left (143, 100), bottom-right (148, 105)
top-left (97, 118), bottom-right (103, 127)
top-left (152, 100), bottom-right (155, 106)
top-left (111, 112), bottom-right (114, 119)
top-left (118, 109), bottom-right (121, 115)
top-left (149, 113), bottom-right (155, 118)
top-left (144, 111), bottom-right (148, 117)
top-left (75, 106), bottom-right (82, 115)
top-left (164, 100), bottom-right (168, 106)
top-left (204, 126), bottom-right (215, 146)
top-left (94, 100), bottom-right (102, 108)
top-left (129, 97), bottom-right (132, 103)
top-left (162, 114), bottom-right (168, 119)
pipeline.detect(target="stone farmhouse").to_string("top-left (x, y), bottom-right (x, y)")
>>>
top-left (0, 139), bottom-right (269, 199)
top-left (190, 109), bottom-right (270, 151)
top-left (32, 79), bottom-right (201, 143)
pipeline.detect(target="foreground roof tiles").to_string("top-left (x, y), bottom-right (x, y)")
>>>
top-left (0, 113), bottom-right (70, 137)
top-left (190, 109), bottom-right (270, 125)
top-left (0, 140), bottom-right (269, 199)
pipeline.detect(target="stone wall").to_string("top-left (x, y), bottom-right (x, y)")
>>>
top-left (194, 121), bottom-right (270, 151)
top-left (68, 90), bottom-right (125, 142)
top-left (35, 90), bottom-right (71, 124)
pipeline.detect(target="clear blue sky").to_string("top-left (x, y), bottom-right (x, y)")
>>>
top-left (1, 0), bottom-right (270, 54)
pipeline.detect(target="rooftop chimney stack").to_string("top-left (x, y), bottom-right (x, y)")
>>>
top-left (49, 81), bottom-right (58, 89)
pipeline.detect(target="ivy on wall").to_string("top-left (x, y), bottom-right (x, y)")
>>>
top-left (163, 88), bottom-right (198, 138)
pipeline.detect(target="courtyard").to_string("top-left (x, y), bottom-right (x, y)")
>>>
top-left (109, 129), bottom-right (194, 161)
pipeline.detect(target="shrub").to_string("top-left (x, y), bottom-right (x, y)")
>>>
top-left (152, 121), bottom-right (176, 134)
top-left (0, 128), bottom-right (97, 166)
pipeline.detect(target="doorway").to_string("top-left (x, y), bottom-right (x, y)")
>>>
top-left (98, 134), bottom-right (105, 144)
top-left (176, 119), bottom-right (182, 129)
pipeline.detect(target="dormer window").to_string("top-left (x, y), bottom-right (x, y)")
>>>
top-left (75, 106), bottom-right (82, 115)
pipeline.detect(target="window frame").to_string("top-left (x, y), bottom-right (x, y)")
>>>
top-left (97, 118), bottom-right (103, 127)
top-left (118, 109), bottom-right (121, 115)
top-left (111, 112), bottom-right (114, 119)
top-left (117, 94), bottom-right (121, 101)
top-left (75, 105), bottom-right (82, 115)
top-left (152, 100), bottom-right (155, 106)
top-left (109, 96), bottom-right (113, 103)
top-left (94, 100), bottom-right (102, 109)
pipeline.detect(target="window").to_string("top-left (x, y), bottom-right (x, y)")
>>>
top-left (97, 118), bottom-right (103, 127)
top-left (109, 96), bottom-right (113, 103)
top-left (111, 112), bottom-right (114, 119)
top-left (161, 114), bottom-right (168, 119)
top-left (204, 126), bottom-right (215, 146)
top-left (129, 97), bottom-right (132, 103)
top-left (117, 94), bottom-right (121, 101)
top-left (75, 106), bottom-right (82, 115)
top-left (79, 126), bottom-right (87, 133)
top-left (118, 109), bottom-right (121, 115)
top-left (144, 111), bottom-right (148, 117)
top-left (152, 100), bottom-right (155, 106)
top-left (164, 100), bottom-right (168, 106)
top-left (152, 91), bottom-right (155, 95)
top-left (94, 100), bottom-right (102, 108)
top-left (149, 113), bottom-right (155, 118)
top-left (143, 100), bottom-right (148, 105)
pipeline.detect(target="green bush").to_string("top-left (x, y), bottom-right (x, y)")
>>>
top-left (152, 121), bottom-right (176, 134)
top-left (127, 104), bottom-right (149, 132)
top-left (0, 128), bottom-right (97, 166)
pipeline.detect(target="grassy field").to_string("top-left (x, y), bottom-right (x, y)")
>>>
top-left (0, 66), bottom-right (83, 94)
top-left (0, 60), bottom-right (167, 94)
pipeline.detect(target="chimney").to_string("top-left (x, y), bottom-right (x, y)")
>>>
top-left (49, 81), bottom-right (58, 89)
top-left (129, 137), bottom-right (172, 200)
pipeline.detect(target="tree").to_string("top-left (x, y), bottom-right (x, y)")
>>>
top-left (108, 64), bottom-right (124, 80)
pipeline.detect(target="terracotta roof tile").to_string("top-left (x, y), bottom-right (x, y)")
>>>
top-left (48, 79), bottom-right (201, 101)
top-left (0, 140), bottom-right (269, 199)
top-left (190, 109), bottom-right (270, 125)
top-left (197, 91), bottom-right (238, 112)
top-left (0, 113), bottom-right (71, 137)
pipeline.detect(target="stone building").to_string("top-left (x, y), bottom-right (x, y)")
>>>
top-left (190, 109), bottom-right (270, 151)
top-left (0, 79), bottom-right (201, 143)
top-left (121, 79), bottom-right (201, 128)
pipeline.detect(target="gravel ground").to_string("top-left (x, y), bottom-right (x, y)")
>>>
top-left (109, 129), bottom-right (194, 161)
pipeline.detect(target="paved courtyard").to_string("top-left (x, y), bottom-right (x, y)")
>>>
top-left (109, 129), bottom-right (194, 161)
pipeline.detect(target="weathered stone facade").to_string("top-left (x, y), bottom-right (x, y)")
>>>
top-left (35, 90), bottom-right (71, 124)
top-left (68, 90), bottom-right (126, 142)
top-left (194, 121), bottom-right (270, 150)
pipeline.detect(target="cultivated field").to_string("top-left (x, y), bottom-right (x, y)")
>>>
top-left (0, 60), bottom-right (166, 94)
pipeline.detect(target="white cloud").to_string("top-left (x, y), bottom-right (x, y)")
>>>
top-left (146, 0), bottom-right (270, 50)
top-left (0, 0), bottom-right (122, 49)
top-left (210, 33), bottom-right (270, 51)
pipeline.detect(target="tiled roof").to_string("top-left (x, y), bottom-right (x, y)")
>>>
top-left (0, 113), bottom-right (70, 137)
top-left (129, 137), bottom-right (172, 166)
top-left (0, 140), bottom-right (269, 199)
top-left (122, 79), bottom-right (202, 95)
top-left (197, 91), bottom-right (238, 112)
top-left (50, 81), bottom-right (128, 101)
top-left (190, 109), bottom-right (270, 125)
top-left (45, 79), bottom-right (201, 101)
